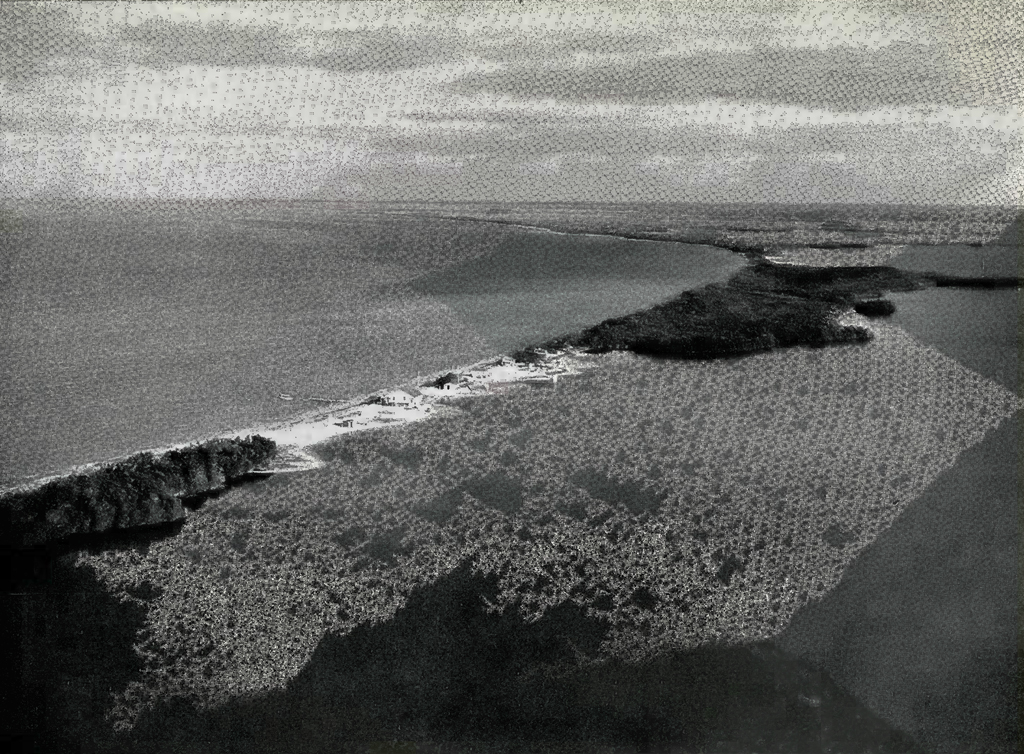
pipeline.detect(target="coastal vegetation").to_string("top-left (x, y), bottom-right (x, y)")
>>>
top-left (537, 262), bottom-right (928, 359)
top-left (726, 263), bottom-right (924, 302)
top-left (928, 274), bottom-right (1021, 289)
top-left (854, 299), bottom-right (898, 317)
top-left (0, 435), bottom-right (276, 547)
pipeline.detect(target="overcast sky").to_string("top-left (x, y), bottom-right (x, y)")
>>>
top-left (2, 0), bottom-right (1021, 204)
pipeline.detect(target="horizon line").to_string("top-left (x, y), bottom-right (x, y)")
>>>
top-left (2, 198), bottom-right (1021, 211)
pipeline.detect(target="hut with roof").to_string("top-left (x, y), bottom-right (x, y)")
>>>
top-left (433, 372), bottom-right (462, 391)
top-left (379, 388), bottom-right (423, 407)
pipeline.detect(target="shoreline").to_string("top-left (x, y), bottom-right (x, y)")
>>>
top-left (0, 348), bottom-right (597, 495)
top-left (419, 211), bottom-right (1021, 257)
top-left (425, 212), bottom-right (768, 258)
top-left (4, 252), bottom-right (1017, 496)
top-left (237, 348), bottom-right (597, 474)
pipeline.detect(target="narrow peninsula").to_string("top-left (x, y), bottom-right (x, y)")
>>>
top-left (522, 262), bottom-right (923, 358)
top-left (3, 258), bottom-right (1017, 551)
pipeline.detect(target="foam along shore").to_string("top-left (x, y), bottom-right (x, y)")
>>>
top-left (249, 349), bottom-right (596, 473)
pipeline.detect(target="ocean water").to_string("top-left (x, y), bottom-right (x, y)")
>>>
top-left (1, 200), bottom-right (750, 486)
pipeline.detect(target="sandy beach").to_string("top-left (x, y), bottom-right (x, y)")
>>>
top-left (239, 349), bottom-right (596, 472)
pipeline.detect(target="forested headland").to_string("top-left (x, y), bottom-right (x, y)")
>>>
top-left (536, 263), bottom-right (937, 359)
top-left (1, 436), bottom-right (276, 547)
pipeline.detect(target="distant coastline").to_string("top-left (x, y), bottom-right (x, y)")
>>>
top-left (424, 212), bottom-right (773, 257)
top-left (419, 206), bottom-right (1021, 256)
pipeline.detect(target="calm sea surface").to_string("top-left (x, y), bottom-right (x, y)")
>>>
top-left (0, 200), bottom-right (748, 486)
top-left (779, 285), bottom-right (1019, 753)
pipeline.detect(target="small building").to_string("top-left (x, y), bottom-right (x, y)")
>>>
top-left (380, 388), bottom-right (423, 407)
top-left (380, 389), bottom-right (413, 406)
top-left (337, 418), bottom-right (356, 428)
top-left (435, 372), bottom-right (462, 391)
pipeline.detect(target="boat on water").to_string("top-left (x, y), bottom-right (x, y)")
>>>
top-left (278, 393), bottom-right (295, 401)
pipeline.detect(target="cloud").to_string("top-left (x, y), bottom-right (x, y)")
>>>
top-left (450, 41), bottom-right (1001, 109)
top-left (2, 0), bottom-right (1019, 204)
top-left (115, 18), bottom-right (475, 73)
top-left (116, 19), bottom-right (299, 69)
top-left (305, 112), bottom-right (1022, 205)
top-left (302, 28), bottom-right (471, 74)
top-left (0, 2), bottom-right (97, 85)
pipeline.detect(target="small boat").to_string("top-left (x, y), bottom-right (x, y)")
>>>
top-left (278, 393), bottom-right (295, 401)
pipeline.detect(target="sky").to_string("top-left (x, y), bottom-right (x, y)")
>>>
top-left (1, 0), bottom-right (1021, 204)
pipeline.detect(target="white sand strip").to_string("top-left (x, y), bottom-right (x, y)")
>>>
top-left (236, 349), bottom-right (596, 473)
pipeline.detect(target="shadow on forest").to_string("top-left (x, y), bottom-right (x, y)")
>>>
top-left (117, 561), bottom-right (922, 754)
top-left (1, 524), bottom-right (177, 754)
